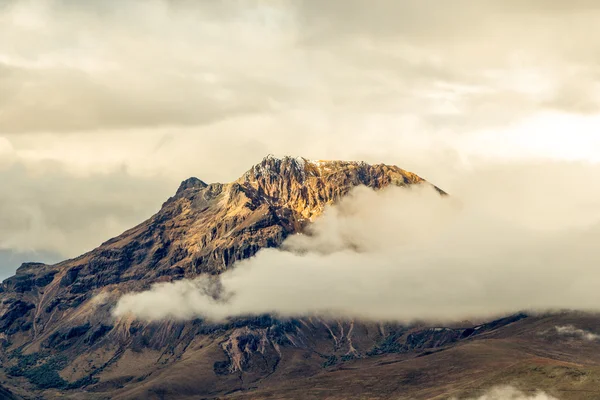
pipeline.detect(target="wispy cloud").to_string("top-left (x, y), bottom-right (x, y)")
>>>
top-left (454, 385), bottom-right (559, 400)
top-left (555, 325), bottom-right (600, 341)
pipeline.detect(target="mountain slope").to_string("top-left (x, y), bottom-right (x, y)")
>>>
top-left (0, 156), bottom-right (599, 399)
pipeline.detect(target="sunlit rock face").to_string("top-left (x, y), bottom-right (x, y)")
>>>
top-left (74, 155), bottom-right (437, 284)
top-left (239, 155), bottom-right (433, 220)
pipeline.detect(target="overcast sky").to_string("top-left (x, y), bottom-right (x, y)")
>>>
top-left (2, 0), bottom-right (600, 278)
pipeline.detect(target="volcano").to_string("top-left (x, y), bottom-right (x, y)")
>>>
top-left (1, 156), bottom-right (599, 400)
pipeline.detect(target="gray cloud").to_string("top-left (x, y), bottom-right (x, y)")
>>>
top-left (0, 0), bottom-right (294, 133)
top-left (0, 249), bottom-right (60, 281)
top-left (3, 0), bottom-right (600, 136)
top-left (113, 160), bottom-right (600, 322)
top-left (0, 62), bottom-right (271, 133)
top-left (0, 159), bottom-right (174, 259)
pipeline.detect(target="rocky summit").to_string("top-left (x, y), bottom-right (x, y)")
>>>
top-left (0, 156), bottom-right (600, 400)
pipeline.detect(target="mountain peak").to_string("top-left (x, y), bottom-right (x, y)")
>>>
top-left (175, 177), bottom-right (208, 195)
top-left (240, 155), bottom-right (311, 184)
top-left (235, 155), bottom-right (438, 223)
top-left (240, 155), bottom-right (414, 184)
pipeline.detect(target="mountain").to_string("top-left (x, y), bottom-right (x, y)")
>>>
top-left (1, 156), bottom-right (600, 399)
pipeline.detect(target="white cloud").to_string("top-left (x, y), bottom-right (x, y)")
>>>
top-left (113, 160), bottom-right (600, 322)
top-left (455, 385), bottom-right (559, 400)
top-left (555, 325), bottom-right (600, 341)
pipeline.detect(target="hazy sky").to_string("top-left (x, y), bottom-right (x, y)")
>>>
top-left (2, 0), bottom-right (600, 278)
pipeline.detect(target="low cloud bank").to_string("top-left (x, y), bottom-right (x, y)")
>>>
top-left (555, 325), bottom-right (600, 341)
top-left (455, 386), bottom-right (559, 400)
top-left (113, 162), bottom-right (600, 322)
